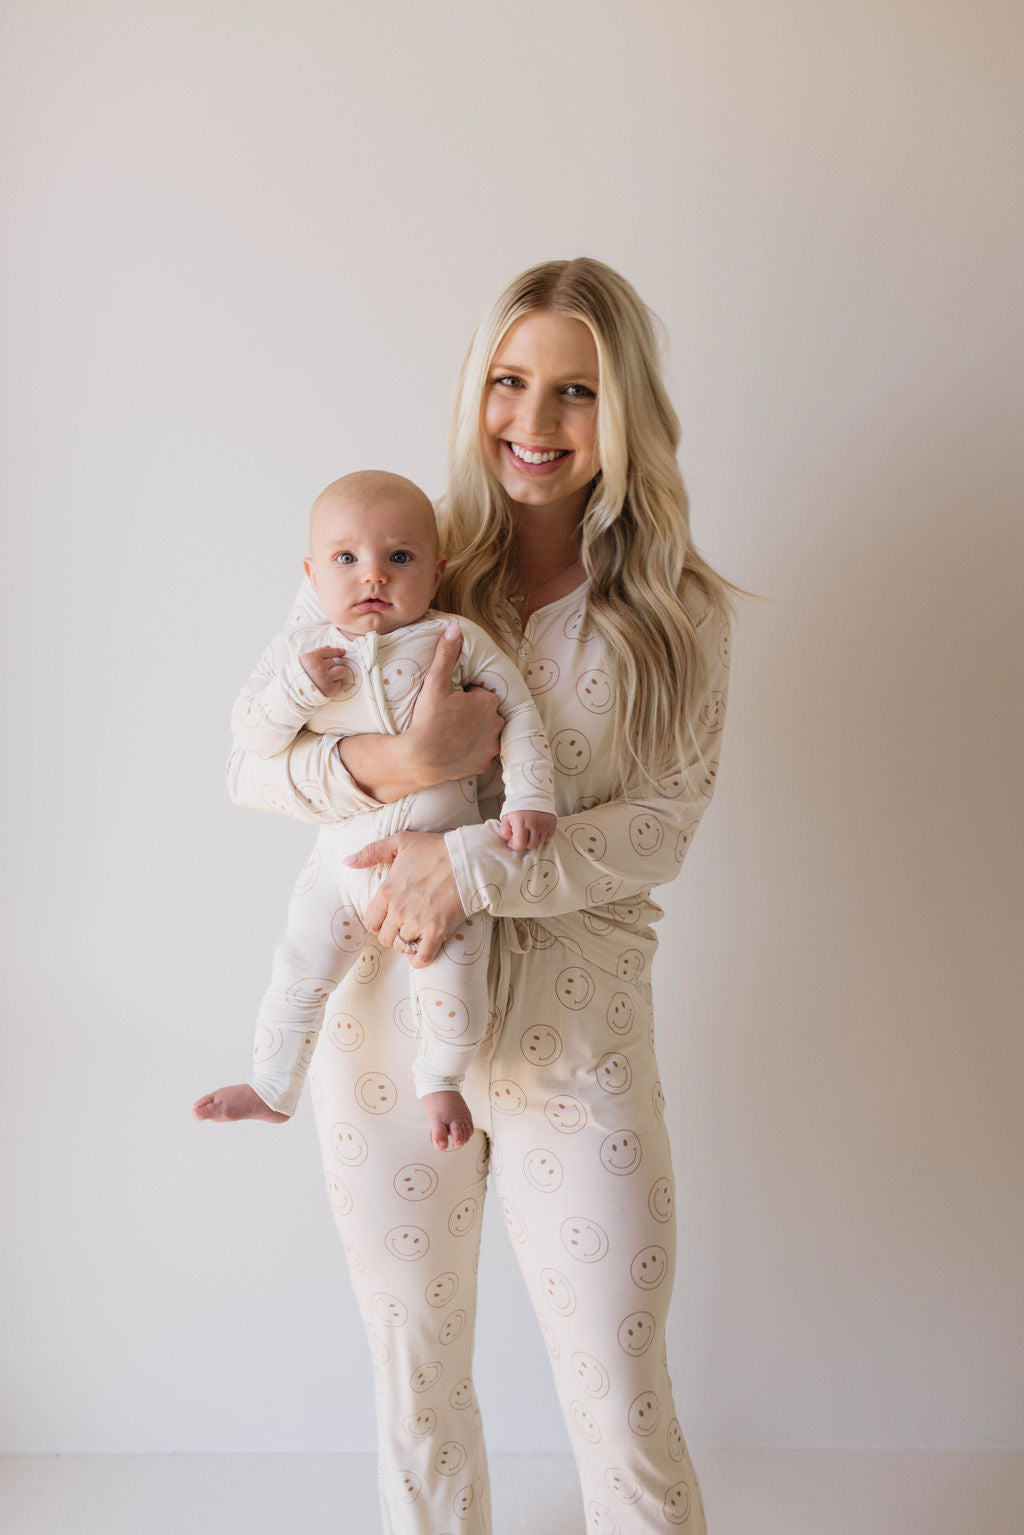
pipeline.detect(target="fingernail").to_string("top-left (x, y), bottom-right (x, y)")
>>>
top-left (444, 620), bottom-right (461, 639)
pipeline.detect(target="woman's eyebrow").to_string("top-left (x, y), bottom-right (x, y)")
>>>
top-left (491, 360), bottom-right (599, 384)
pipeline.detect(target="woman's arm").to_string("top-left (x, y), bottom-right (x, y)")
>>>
top-left (227, 624), bottom-right (504, 823)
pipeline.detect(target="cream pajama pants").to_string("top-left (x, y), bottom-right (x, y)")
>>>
top-left (307, 922), bottom-right (707, 1535)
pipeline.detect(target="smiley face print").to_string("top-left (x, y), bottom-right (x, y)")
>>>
top-left (556, 966), bottom-right (595, 1010)
top-left (699, 690), bottom-right (726, 732)
top-left (490, 1079), bottom-right (527, 1115)
top-left (571, 1351), bottom-right (610, 1398)
top-left (252, 1026), bottom-right (283, 1064)
top-left (448, 1377), bottom-right (475, 1410)
top-left (560, 1216), bottom-right (610, 1263)
top-left (596, 1052), bottom-right (632, 1095)
top-left (586, 1502), bottom-right (620, 1535)
top-left (419, 989), bottom-right (471, 1040)
top-left (355, 1072), bottom-right (398, 1114)
top-left (627, 1391), bottom-right (662, 1437)
top-left (433, 1440), bottom-right (467, 1476)
top-left (293, 848), bottom-right (320, 895)
top-left (587, 875), bottom-right (622, 907)
top-left (540, 1267), bottom-right (577, 1317)
top-left (617, 1311), bottom-right (656, 1356)
top-left (628, 813), bottom-right (664, 856)
top-left (468, 882), bottom-right (500, 914)
top-left (520, 860), bottom-right (560, 903)
top-left (675, 822), bottom-right (698, 862)
top-left (394, 1163), bottom-right (438, 1201)
top-left (330, 904), bottom-right (365, 953)
top-left (605, 992), bottom-right (635, 1035)
top-left (327, 1012), bottom-right (365, 1051)
top-left (324, 1170), bottom-right (352, 1216)
top-left (410, 1361), bottom-right (443, 1393)
top-left (354, 943), bottom-right (381, 984)
top-left (442, 915), bottom-right (489, 967)
top-left (452, 1482), bottom-right (477, 1521)
top-left (652, 1080), bottom-right (665, 1120)
top-left (550, 728), bottom-right (592, 776)
top-left (616, 949), bottom-right (645, 984)
top-left (371, 1292), bottom-right (408, 1327)
top-left (600, 1130), bottom-right (643, 1176)
top-left (501, 1198), bottom-right (528, 1244)
top-left (563, 606), bottom-right (592, 641)
top-left (523, 1148), bottom-right (564, 1193)
top-left (285, 976), bottom-right (335, 1010)
top-left (630, 1245), bottom-right (670, 1290)
top-left (664, 1481), bottom-right (693, 1525)
top-left (569, 1402), bottom-right (602, 1444)
top-left (385, 1225), bottom-right (430, 1261)
top-left (667, 1417), bottom-right (685, 1462)
top-left (395, 1470), bottom-right (420, 1504)
top-left (583, 911), bottom-right (613, 936)
top-left (438, 1309), bottom-right (467, 1346)
top-left (698, 758), bottom-right (718, 799)
top-left (544, 1094), bottom-right (588, 1134)
top-left (604, 1468), bottom-right (643, 1505)
top-left (655, 767), bottom-right (686, 799)
top-left (448, 1198), bottom-right (480, 1237)
top-left (525, 657), bottom-right (560, 694)
top-left (260, 785), bottom-right (296, 817)
top-left (380, 657), bottom-right (423, 702)
top-left (520, 1025), bottom-right (563, 1066)
top-left (576, 668), bottom-right (614, 714)
top-left (648, 1176), bottom-right (674, 1223)
top-left (403, 1407), bottom-right (437, 1437)
top-left (425, 1271), bottom-right (459, 1308)
top-left (331, 1122), bottom-right (368, 1166)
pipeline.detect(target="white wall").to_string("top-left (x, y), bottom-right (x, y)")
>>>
top-left (2, 0), bottom-right (1021, 1455)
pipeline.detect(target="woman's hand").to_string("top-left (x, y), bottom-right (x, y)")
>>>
top-left (338, 623), bottom-right (504, 801)
top-left (407, 622), bottom-right (504, 781)
top-left (346, 831), bottom-right (466, 965)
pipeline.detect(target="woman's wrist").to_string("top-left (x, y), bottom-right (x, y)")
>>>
top-left (337, 733), bottom-right (433, 803)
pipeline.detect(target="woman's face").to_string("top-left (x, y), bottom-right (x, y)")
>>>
top-left (482, 311), bottom-right (601, 518)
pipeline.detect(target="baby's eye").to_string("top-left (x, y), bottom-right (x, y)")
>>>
top-left (334, 551), bottom-right (356, 564)
top-left (390, 550), bottom-right (412, 564)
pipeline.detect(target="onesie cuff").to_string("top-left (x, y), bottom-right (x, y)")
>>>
top-left (445, 822), bottom-right (505, 916)
top-left (280, 653), bottom-right (332, 711)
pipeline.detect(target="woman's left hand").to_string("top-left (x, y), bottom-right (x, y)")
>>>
top-left (346, 832), bottom-right (466, 966)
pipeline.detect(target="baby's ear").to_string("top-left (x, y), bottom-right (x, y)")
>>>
top-left (303, 556), bottom-right (314, 581)
top-left (433, 555), bottom-right (447, 591)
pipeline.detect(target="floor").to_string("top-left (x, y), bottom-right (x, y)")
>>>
top-left (1, 1449), bottom-right (1021, 1535)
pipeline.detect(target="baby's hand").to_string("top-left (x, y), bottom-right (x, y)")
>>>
top-left (300, 645), bottom-right (349, 697)
top-left (497, 810), bottom-right (558, 851)
top-left (192, 1084), bottom-right (289, 1124)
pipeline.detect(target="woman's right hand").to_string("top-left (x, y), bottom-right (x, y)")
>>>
top-left (338, 622), bottom-right (503, 800)
top-left (407, 622), bottom-right (504, 782)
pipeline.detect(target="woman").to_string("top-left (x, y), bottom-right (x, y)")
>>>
top-left (225, 258), bottom-right (733, 1534)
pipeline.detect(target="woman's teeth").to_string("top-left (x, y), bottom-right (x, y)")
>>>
top-left (508, 442), bottom-right (568, 465)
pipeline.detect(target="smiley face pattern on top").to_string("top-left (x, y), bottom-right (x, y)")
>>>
top-left (226, 576), bottom-right (729, 1535)
top-left (230, 612), bottom-right (555, 1111)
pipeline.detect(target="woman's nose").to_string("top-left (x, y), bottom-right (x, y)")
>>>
top-left (517, 387), bottom-right (558, 437)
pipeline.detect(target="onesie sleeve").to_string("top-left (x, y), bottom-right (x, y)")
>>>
top-left (456, 620), bottom-right (557, 817)
top-left (445, 610), bottom-right (730, 920)
top-left (226, 634), bottom-right (380, 825)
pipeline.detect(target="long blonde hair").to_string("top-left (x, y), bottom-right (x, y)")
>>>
top-left (437, 257), bottom-right (737, 792)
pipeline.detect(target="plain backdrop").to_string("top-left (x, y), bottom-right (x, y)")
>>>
top-left (2, 0), bottom-right (1021, 1459)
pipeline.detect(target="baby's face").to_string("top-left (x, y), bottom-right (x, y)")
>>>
top-left (305, 485), bottom-right (445, 638)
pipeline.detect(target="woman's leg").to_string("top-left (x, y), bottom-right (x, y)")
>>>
top-left (309, 938), bottom-right (494, 1535)
top-left (488, 942), bottom-right (707, 1535)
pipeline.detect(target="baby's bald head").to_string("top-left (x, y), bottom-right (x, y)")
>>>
top-left (310, 470), bottom-right (438, 555)
top-left (304, 469), bottom-right (445, 637)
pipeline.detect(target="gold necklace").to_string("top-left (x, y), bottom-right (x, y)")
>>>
top-left (507, 553), bottom-right (583, 606)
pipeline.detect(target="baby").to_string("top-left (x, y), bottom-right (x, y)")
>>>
top-left (193, 470), bottom-right (557, 1149)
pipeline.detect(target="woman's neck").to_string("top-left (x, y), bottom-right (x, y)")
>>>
top-left (509, 497), bottom-right (584, 581)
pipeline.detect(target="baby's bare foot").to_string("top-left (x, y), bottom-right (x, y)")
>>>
top-left (422, 1089), bottom-right (474, 1152)
top-left (192, 1084), bottom-right (289, 1124)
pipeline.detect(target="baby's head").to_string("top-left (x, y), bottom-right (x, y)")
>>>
top-left (304, 470), bottom-right (445, 637)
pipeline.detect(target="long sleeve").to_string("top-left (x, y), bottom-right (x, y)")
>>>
top-left (445, 610), bottom-right (730, 921)
top-left (230, 635), bottom-right (333, 756)
top-left (455, 621), bottom-right (556, 817)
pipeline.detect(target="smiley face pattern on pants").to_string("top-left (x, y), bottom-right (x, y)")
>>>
top-left (307, 929), bottom-right (706, 1535)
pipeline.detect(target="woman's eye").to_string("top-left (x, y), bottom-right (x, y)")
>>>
top-left (390, 550), bottom-right (412, 564)
top-left (493, 374), bottom-right (521, 389)
top-left (564, 383), bottom-right (595, 399)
